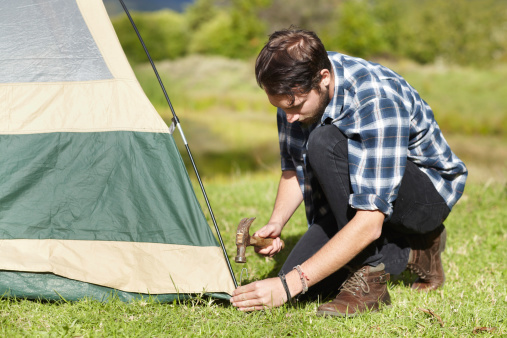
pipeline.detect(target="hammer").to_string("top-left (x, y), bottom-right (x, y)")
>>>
top-left (235, 217), bottom-right (285, 263)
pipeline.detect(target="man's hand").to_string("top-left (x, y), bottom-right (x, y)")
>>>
top-left (251, 170), bottom-right (302, 258)
top-left (253, 222), bottom-right (284, 257)
top-left (230, 277), bottom-right (287, 311)
top-left (231, 210), bottom-right (384, 313)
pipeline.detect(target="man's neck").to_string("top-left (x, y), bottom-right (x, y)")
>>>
top-left (328, 68), bottom-right (335, 101)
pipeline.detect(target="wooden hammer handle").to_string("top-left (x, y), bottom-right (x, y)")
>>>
top-left (249, 236), bottom-right (285, 249)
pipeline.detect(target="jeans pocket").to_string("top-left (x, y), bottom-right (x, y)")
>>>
top-left (401, 202), bottom-right (448, 234)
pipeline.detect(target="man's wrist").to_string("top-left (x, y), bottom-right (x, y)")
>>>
top-left (268, 215), bottom-right (284, 225)
top-left (278, 273), bottom-right (292, 302)
top-left (267, 219), bottom-right (285, 231)
top-left (285, 270), bottom-right (304, 297)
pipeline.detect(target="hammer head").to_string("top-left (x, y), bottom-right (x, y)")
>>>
top-left (235, 217), bottom-right (256, 263)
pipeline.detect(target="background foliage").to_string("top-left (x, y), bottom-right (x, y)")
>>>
top-left (111, 0), bottom-right (507, 67)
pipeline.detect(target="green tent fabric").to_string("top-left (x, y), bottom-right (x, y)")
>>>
top-left (0, 0), bottom-right (235, 301)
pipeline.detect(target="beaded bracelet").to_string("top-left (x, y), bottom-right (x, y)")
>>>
top-left (278, 272), bottom-right (292, 302)
top-left (293, 265), bottom-right (309, 294)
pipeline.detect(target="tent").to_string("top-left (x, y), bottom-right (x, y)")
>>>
top-left (0, 0), bottom-right (236, 302)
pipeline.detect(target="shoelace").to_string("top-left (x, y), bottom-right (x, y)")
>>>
top-left (407, 263), bottom-right (427, 278)
top-left (341, 269), bottom-right (370, 295)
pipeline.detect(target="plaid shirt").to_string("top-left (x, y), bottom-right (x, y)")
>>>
top-left (278, 52), bottom-right (468, 225)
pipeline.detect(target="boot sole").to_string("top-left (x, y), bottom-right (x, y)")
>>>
top-left (316, 304), bottom-right (392, 318)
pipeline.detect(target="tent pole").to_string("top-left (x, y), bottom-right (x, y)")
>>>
top-left (117, 0), bottom-right (238, 289)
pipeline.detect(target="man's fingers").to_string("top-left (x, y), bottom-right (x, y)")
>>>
top-left (238, 305), bottom-right (266, 312)
top-left (253, 229), bottom-right (267, 237)
top-left (231, 294), bottom-right (273, 310)
top-left (255, 245), bottom-right (274, 255)
top-left (253, 226), bottom-right (272, 238)
top-left (266, 239), bottom-right (281, 257)
top-left (231, 283), bottom-right (269, 302)
top-left (253, 222), bottom-right (283, 239)
top-left (236, 303), bottom-right (268, 312)
top-left (230, 277), bottom-right (286, 312)
top-left (231, 298), bottom-right (264, 308)
top-left (274, 238), bottom-right (282, 251)
top-left (231, 286), bottom-right (253, 297)
top-left (254, 237), bottom-right (282, 256)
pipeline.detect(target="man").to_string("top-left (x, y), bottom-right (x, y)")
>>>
top-left (230, 28), bottom-right (467, 317)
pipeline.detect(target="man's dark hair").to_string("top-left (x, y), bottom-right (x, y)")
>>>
top-left (255, 28), bottom-right (332, 104)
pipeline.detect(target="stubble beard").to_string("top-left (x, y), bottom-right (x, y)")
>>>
top-left (301, 87), bottom-right (331, 126)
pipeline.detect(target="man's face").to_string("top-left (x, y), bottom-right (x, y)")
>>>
top-left (265, 69), bottom-right (334, 125)
top-left (267, 87), bottom-right (330, 125)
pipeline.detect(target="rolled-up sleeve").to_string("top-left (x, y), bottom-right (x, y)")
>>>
top-left (344, 98), bottom-right (410, 218)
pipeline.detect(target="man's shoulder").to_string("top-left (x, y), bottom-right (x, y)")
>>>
top-left (328, 52), bottom-right (412, 108)
top-left (329, 52), bottom-right (401, 85)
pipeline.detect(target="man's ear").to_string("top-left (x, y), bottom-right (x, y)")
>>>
top-left (320, 69), bottom-right (331, 87)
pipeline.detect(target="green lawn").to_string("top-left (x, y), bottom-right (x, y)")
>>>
top-left (1, 177), bottom-right (505, 336)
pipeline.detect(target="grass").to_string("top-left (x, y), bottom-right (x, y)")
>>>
top-left (1, 56), bottom-right (505, 336)
top-left (1, 177), bottom-right (505, 336)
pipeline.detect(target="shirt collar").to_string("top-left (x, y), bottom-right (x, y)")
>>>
top-left (321, 52), bottom-right (344, 124)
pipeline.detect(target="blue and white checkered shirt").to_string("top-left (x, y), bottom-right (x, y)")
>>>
top-left (278, 52), bottom-right (468, 225)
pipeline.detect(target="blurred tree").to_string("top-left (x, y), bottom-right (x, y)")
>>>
top-left (229, 0), bottom-right (270, 57)
top-left (372, 0), bottom-right (405, 58)
top-left (110, 0), bottom-right (507, 66)
top-left (188, 11), bottom-right (235, 56)
top-left (324, 0), bottom-right (388, 58)
top-left (440, 0), bottom-right (506, 66)
top-left (320, 0), bottom-right (507, 66)
top-left (397, 1), bottom-right (446, 64)
top-left (188, 0), bottom-right (269, 58)
top-left (112, 10), bottom-right (189, 62)
top-left (185, 0), bottom-right (220, 31)
top-left (258, 0), bottom-right (343, 33)
top-left (398, 0), bottom-right (506, 66)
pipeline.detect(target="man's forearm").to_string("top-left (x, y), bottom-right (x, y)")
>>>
top-left (268, 170), bottom-right (303, 227)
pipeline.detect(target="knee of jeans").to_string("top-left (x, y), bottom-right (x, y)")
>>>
top-left (308, 124), bottom-right (348, 161)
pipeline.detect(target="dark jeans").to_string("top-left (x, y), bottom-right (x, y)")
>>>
top-left (280, 125), bottom-right (450, 299)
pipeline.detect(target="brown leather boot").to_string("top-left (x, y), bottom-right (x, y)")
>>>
top-left (406, 225), bottom-right (446, 291)
top-left (316, 264), bottom-right (391, 317)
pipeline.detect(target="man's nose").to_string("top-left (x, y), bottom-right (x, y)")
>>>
top-left (286, 113), bottom-right (299, 123)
